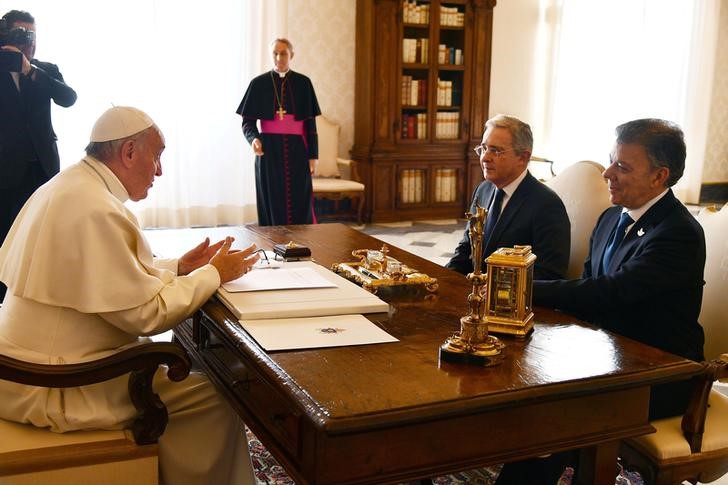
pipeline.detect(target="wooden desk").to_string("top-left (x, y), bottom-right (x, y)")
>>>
top-left (150, 223), bottom-right (702, 485)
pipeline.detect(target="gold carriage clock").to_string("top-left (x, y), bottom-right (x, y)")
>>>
top-left (484, 245), bottom-right (536, 337)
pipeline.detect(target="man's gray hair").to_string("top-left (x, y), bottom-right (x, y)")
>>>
top-left (271, 37), bottom-right (294, 54)
top-left (485, 114), bottom-right (533, 155)
top-left (84, 128), bottom-right (151, 162)
top-left (615, 118), bottom-right (685, 187)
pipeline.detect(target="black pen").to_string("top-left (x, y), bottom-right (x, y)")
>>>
top-left (359, 267), bottom-right (380, 280)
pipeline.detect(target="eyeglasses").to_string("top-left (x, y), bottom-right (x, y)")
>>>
top-left (473, 144), bottom-right (515, 158)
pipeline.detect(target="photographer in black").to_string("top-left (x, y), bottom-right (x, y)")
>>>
top-left (1, 9), bottom-right (76, 300)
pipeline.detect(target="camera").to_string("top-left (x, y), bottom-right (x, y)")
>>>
top-left (0, 18), bottom-right (35, 48)
top-left (0, 18), bottom-right (35, 72)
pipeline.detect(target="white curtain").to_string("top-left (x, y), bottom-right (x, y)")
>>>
top-left (11, 0), bottom-right (289, 227)
top-left (539, 0), bottom-right (720, 203)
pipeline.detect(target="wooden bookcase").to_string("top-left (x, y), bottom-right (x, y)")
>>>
top-left (352, 0), bottom-right (496, 222)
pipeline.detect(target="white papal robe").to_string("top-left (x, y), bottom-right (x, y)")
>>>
top-left (0, 157), bottom-right (254, 485)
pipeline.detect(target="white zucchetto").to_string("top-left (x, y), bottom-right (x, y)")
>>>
top-left (89, 106), bottom-right (156, 142)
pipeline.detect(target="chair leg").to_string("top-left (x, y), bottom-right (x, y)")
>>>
top-left (356, 195), bottom-right (365, 225)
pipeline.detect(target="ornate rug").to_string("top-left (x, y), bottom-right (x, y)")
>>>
top-left (247, 427), bottom-right (643, 484)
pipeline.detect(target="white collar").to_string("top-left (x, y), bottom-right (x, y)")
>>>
top-left (499, 168), bottom-right (529, 198)
top-left (82, 156), bottom-right (130, 203)
top-left (623, 188), bottom-right (669, 223)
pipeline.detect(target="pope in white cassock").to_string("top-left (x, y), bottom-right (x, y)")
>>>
top-left (0, 106), bottom-right (259, 485)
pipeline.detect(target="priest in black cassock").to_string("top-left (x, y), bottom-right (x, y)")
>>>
top-left (236, 38), bottom-right (321, 226)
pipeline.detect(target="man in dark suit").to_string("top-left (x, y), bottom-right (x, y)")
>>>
top-left (495, 118), bottom-right (706, 485)
top-left (446, 114), bottom-right (570, 280)
top-left (0, 9), bottom-right (76, 300)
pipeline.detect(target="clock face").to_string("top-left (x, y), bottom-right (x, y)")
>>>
top-left (488, 266), bottom-right (519, 319)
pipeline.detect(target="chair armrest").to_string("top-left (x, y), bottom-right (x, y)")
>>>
top-left (681, 356), bottom-right (728, 452)
top-left (0, 342), bottom-right (191, 445)
top-left (336, 157), bottom-right (362, 182)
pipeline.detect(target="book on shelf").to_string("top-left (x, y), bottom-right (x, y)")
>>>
top-left (437, 45), bottom-right (464, 66)
top-left (417, 113), bottom-right (426, 139)
top-left (435, 111), bottom-right (460, 140)
top-left (407, 115), bottom-right (416, 139)
top-left (400, 169), bottom-right (425, 204)
top-left (413, 169), bottom-right (423, 203)
top-left (403, 38), bottom-right (428, 63)
top-left (401, 113), bottom-right (427, 139)
top-left (403, 0), bottom-right (430, 24)
top-left (401, 169), bottom-right (411, 203)
top-left (436, 79), bottom-right (454, 107)
top-left (439, 6), bottom-right (464, 27)
top-left (402, 76), bottom-right (428, 107)
top-left (434, 168), bottom-right (457, 203)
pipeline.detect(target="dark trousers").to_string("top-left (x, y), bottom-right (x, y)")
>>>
top-left (0, 161), bottom-right (48, 301)
top-left (495, 378), bottom-right (694, 485)
top-left (495, 450), bottom-right (577, 485)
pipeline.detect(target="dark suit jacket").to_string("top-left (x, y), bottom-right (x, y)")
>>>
top-left (534, 190), bottom-right (705, 418)
top-left (0, 60), bottom-right (77, 188)
top-left (446, 172), bottom-right (571, 280)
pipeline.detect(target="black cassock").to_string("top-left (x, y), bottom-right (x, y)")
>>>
top-left (236, 70), bottom-right (321, 226)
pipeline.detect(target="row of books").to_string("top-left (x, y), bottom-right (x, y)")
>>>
top-left (401, 113), bottom-right (427, 139)
top-left (438, 45), bottom-right (463, 65)
top-left (402, 1), bottom-right (464, 28)
top-left (399, 168), bottom-right (459, 204)
top-left (402, 76), bottom-right (427, 106)
top-left (434, 168), bottom-right (458, 203)
top-left (403, 0), bottom-right (430, 24)
top-left (402, 38), bottom-right (429, 63)
top-left (440, 6), bottom-right (465, 27)
top-left (401, 112), bottom-right (461, 139)
top-left (400, 169), bottom-right (425, 204)
top-left (436, 79), bottom-right (461, 107)
top-left (435, 112), bottom-right (460, 139)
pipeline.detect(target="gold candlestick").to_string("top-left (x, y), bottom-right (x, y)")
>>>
top-left (439, 204), bottom-right (504, 366)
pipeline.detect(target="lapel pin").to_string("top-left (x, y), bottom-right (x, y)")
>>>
top-left (637, 228), bottom-right (645, 237)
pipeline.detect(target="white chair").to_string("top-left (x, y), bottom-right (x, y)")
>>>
top-left (544, 161), bottom-right (612, 279)
top-left (619, 203), bottom-right (728, 484)
top-left (0, 342), bottom-right (190, 485)
top-left (312, 115), bottom-right (365, 224)
top-left (696, 203), bottom-right (728, 362)
top-left (528, 156), bottom-right (556, 182)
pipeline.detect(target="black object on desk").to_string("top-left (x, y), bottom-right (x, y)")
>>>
top-left (273, 241), bottom-right (311, 260)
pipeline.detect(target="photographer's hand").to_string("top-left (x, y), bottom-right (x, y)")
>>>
top-left (0, 45), bottom-right (32, 76)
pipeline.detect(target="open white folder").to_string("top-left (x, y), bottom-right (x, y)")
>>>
top-left (240, 314), bottom-right (398, 351)
top-left (216, 261), bottom-right (389, 320)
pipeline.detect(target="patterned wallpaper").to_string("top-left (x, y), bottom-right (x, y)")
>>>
top-left (704, 2), bottom-right (728, 183)
top-left (287, 0), bottom-right (357, 160)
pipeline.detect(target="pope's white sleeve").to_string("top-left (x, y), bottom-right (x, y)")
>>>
top-left (98, 264), bottom-right (221, 336)
top-left (153, 257), bottom-right (179, 274)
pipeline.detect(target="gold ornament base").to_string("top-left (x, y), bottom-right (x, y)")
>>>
top-left (439, 315), bottom-right (505, 366)
top-left (487, 312), bottom-right (535, 339)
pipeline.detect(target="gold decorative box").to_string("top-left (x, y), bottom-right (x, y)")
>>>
top-left (332, 244), bottom-right (438, 294)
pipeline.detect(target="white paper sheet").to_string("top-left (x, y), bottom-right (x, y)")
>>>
top-left (222, 267), bottom-right (337, 292)
top-left (239, 314), bottom-right (398, 351)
